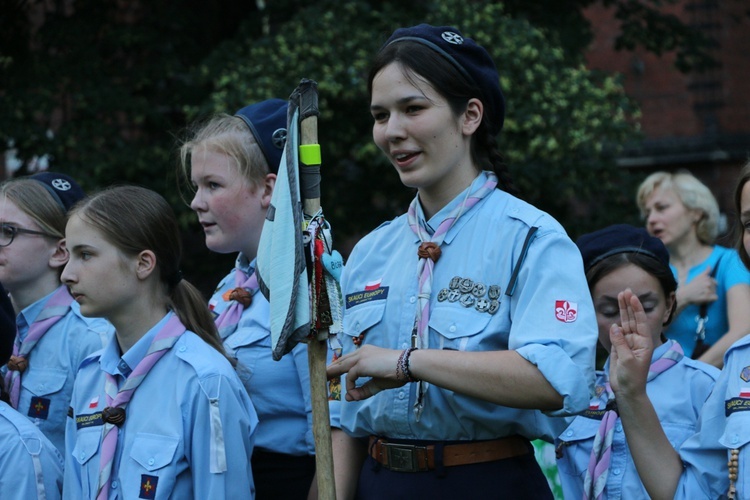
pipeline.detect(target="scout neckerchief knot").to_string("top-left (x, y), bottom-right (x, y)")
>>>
top-left (5, 285), bottom-right (74, 408)
top-left (214, 269), bottom-right (259, 339)
top-left (406, 171), bottom-right (497, 420)
top-left (582, 339), bottom-right (684, 500)
top-left (96, 314), bottom-right (187, 500)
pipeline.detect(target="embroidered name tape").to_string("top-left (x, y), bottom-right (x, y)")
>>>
top-left (76, 411), bottom-right (104, 429)
top-left (725, 397), bottom-right (750, 416)
top-left (346, 287), bottom-right (389, 309)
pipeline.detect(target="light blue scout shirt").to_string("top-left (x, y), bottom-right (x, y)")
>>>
top-left (666, 246), bottom-right (750, 356)
top-left (2, 286), bottom-right (112, 454)
top-left (339, 171), bottom-right (597, 442)
top-left (63, 312), bottom-right (258, 500)
top-left (209, 254), bottom-right (340, 455)
top-left (670, 335), bottom-right (750, 498)
top-left (0, 400), bottom-right (64, 500)
top-left (556, 341), bottom-right (719, 499)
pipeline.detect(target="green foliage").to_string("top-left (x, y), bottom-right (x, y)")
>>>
top-left (197, 0), bottom-right (640, 241)
top-left (7, 0), bottom-right (716, 289)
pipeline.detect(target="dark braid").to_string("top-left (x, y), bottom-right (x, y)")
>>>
top-left (472, 122), bottom-right (519, 196)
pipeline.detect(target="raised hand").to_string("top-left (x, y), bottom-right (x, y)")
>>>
top-left (608, 289), bottom-right (653, 398)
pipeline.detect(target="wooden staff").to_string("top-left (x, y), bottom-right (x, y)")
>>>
top-left (297, 79), bottom-right (335, 500)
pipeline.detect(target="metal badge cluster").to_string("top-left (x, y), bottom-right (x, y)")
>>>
top-left (436, 276), bottom-right (500, 314)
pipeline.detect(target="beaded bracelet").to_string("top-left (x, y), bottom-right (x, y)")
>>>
top-left (400, 347), bottom-right (419, 383)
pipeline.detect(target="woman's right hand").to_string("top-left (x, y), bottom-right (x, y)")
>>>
top-left (608, 289), bottom-right (653, 399)
top-left (326, 344), bottom-right (407, 401)
top-left (676, 266), bottom-right (717, 306)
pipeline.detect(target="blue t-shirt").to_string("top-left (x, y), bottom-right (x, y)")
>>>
top-left (666, 246), bottom-right (750, 356)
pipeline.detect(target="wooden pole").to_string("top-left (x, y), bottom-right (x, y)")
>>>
top-left (299, 81), bottom-right (335, 500)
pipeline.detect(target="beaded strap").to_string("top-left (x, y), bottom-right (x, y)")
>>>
top-left (729, 448), bottom-right (739, 499)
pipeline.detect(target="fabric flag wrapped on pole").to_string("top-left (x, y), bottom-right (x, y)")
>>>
top-left (256, 79), bottom-right (342, 500)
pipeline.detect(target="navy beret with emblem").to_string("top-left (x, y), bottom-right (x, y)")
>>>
top-left (235, 98), bottom-right (288, 174)
top-left (576, 224), bottom-right (670, 272)
top-left (30, 172), bottom-right (86, 212)
top-left (384, 24), bottom-right (505, 135)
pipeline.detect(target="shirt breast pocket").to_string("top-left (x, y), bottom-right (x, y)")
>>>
top-left (555, 418), bottom-right (598, 478)
top-left (123, 433), bottom-right (181, 499)
top-left (428, 306), bottom-right (492, 351)
top-left (72, 428), bottom-right (102, 499)
top-left (343, 301), bottom-right (387, 345)
top-left (720, 413), bottom-right (750, 499)
top-left (21, 368), bottom-right (67, 423)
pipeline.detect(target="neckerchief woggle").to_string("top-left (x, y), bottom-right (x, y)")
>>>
top-left (582, 339), bottom-right (684, 500)
top-left (214, 268), bottom-right (259, 340)
top-left (406, 171), bottom-right (497, 420)
top-left (5, 285), bottom-right (74, 408)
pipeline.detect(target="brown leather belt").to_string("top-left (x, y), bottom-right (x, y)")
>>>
top-left (368, 435), bottom-right (530, 472)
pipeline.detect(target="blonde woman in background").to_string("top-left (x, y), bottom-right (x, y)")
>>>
top-left (637, 170), bottom-right (750, 367)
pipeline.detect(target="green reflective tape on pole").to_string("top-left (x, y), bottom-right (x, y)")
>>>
top-left (299, 144), bottom-right (321, 166)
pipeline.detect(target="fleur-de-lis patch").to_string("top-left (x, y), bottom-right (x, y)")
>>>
top-left (555, 300), bottom-right (578, 323)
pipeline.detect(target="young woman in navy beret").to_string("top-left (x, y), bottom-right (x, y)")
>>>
top-left (180, 99), bottom-right (337, 499)
top-left (556, 224), bottom-right (718, 499)
top-left (610, 160), bottom-right (750, 498)
top-left (0, 173), bottom-right (112, 455)
top-left (326, 23), bottom-right (598, 498)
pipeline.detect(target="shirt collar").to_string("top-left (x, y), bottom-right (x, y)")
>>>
top-left (412, 171), bottom-right (490, 244)
top-left (100, 311), bottom-right (173, 377)
top-left (16, 286), bottom-right (64, 339)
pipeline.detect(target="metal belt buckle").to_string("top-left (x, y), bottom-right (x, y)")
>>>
top-left (382, 443), bottom-right (428, 472)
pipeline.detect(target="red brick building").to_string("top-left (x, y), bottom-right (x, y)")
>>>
top-left (585, 0), bottom-right (749, 231)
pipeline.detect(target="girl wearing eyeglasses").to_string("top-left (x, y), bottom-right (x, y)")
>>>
top-left (0, 172), bottom-right (112, 455)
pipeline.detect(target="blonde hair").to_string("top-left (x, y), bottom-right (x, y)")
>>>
top-left (636, 171), bottom-right (720, 244)
top-left (0, 179), bottom-right (66, 239)
top-left (179, 114), bottom-right (269, 194)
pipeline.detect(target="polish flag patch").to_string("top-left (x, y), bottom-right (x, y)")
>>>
top-left (555, 300), bottom-right (578, 323)
top-left (364, 279), bottom-right (382, 291)
top-left (740, 388), bottom-right (750, 398)
top-left (88, 396), bottom-right (99, 409)
top-left (589, 399), bottom-right (601, 410)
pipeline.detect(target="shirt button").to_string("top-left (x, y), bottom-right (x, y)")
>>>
top-left (616, 423), bottom-right (623, 432)
top-left (354, 322), bottom-right (360, 330)
top-left (613, 469), bottom-right (621, 475)
top-left (566, 430), bottom-right (573, 437)
top-left (179, 346), bottom-right (186, 352)
top-left (449, 325), bottom-right (457, 333)
top-left (398, 391), bottom-right (405, 400)
top-left (409, 296), bottom-right (416, 304)
top-left (148, 458), bottom-right (155, 466)
top-left (732, 435), bottom-right (740, 444)
top-left (37, 385), bottom-right (44, 391)
top-left (401, 343), bottom-right (408, 349)
top-left (80, 452), bottom-right (86, 460)
top-left (112, 481), bottom-right (118, 489)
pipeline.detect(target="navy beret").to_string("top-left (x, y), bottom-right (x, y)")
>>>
top-left (577, 224), bottom-right (670, 272)
top-left (30, 172), bottom-right (86, 212)
top-left (385, 24), bottom-right (505, 135)
top-left (235, 98), bottom-right (288, 174)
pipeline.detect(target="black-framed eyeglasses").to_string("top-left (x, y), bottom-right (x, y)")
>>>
top-left (0, 223), bottom-right (57, 247)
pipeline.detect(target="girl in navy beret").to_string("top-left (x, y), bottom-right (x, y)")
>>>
top-left (180, 99), bottom-right (337, 499)
top-left (610, 160), bottom-right (750, 498)
top-left (556, 224), bottom-right (718, 499)
top-left (326, 23), bottom-right (598, 499)
top-left (61, 186), bottom-right (257, 499)
top-left (0, 174), bottom-right (112, 455)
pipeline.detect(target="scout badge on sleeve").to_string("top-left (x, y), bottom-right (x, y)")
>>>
top-left (255, 79), bottom-right (341, 500)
